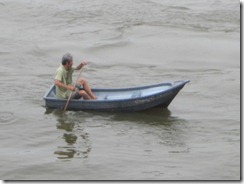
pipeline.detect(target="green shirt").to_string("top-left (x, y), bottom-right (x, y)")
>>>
top-left (54, 65), bottom-right (75, 99)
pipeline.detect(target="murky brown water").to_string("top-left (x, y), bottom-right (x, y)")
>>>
top-left (0, 0), bottom-right (240, 180)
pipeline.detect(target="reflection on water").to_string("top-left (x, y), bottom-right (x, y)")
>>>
top-left (92, 108), bottom-right (173, 125)
top-left (56, 121), bottom-right (75, 132)
top-left (54, 147), bottom-right (77, 159)
top-left (106, 108), bottom-right (190, 154)
top-left (45, 109), bottom-right (92, 160)
top-left (45, 107), bottom-right (189, 160)
top-left (82, 108), bottom-right (189, 151)
top-left (121, 108), bottom-right (172, 124)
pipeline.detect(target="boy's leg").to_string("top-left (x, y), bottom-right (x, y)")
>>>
top-left (77, 78), bottom-right (97, 99)
top-left (78, 90), bottom-right (91, 100)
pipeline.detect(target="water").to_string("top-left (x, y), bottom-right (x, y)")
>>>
top-left (0, 0), bottom-right (240, 180)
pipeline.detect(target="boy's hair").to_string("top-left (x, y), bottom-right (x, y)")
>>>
top-left (62, 53), bottom-right (73, 65)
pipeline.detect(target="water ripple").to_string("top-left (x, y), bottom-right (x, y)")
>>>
top-left (0, 112), bottom-right (16, 125)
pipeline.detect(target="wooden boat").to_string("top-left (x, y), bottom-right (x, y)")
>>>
top-left (43, 80), bottom-right (189, 112)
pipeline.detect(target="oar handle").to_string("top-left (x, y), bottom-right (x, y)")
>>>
top-left (63, 68), bottom-right (83, 112)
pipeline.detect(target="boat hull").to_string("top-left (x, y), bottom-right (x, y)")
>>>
top-left (43, 80), bottom-right (189, 112)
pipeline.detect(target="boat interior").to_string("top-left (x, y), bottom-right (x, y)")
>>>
top-left (48, 84), bottom-right (173, 100)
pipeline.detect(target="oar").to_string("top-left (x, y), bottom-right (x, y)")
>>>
top-left (63, 68), bottom-right (83, 112)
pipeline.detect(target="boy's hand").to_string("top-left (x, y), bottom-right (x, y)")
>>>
top-left (67, 85), bottom-right (75, 91)
top-left (81, 61), bottom-right (88, 66)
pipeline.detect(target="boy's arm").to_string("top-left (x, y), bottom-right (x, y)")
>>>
top-left (54, 80), bottom-right (75, 91)
top-left (74, 61), bottom-right (88, 70)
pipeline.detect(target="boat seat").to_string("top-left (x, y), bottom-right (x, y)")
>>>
top-left (49, 91), bottom-right (56, 97)
top-left (103, 91), bottom-right (142, 100)
top-left (131, 91), bottom-right (141, 98)
top-left (104, 95), bottom-right (131, 100)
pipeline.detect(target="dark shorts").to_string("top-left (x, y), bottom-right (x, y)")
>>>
top-left (71, 91), bottom-right (82, 99)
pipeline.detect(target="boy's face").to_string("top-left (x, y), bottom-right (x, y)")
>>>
top-left (67, 60), bottom-right (73, 68)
